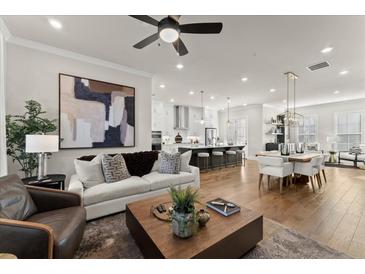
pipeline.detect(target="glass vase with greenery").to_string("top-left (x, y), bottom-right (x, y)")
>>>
top-left (169, 186), bottom-right (199, 238)
top-left (6, 100), bottom-right (57, 177)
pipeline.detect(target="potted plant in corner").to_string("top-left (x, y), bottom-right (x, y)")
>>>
top-left (169, 186), bottom-right (199, 238)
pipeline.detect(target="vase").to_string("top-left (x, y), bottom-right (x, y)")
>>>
top-left (171, 211), bottom-right (195, 238)
top-left (175, 133), bottom-right (183, 143)
top-left (197, 209), bottom-right (210, 226)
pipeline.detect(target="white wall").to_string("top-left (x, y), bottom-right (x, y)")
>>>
top-left (219, 104), bottom-right (263, 157)
top-left (0, 24), bottom-right (7, 176)
top-left (6, 44), bottom-right (152, 182)
top-left (295, 98), bottom-right (365, 150)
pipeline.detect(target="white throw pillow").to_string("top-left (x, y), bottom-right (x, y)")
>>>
top-left (180, 150), bottom-right (192, 173)
top-left (151, 153), bottom-right (161, 172)
top-left (74, 154), bottom-right (105, 188)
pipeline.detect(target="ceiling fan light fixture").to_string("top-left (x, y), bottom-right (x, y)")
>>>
top-left (159, 28), bottom-right (179, 43)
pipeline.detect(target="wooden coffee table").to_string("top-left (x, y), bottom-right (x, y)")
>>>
top-left (126, 193), bottom-right (263, 259)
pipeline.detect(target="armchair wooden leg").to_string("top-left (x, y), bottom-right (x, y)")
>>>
top-left (267, 175), bottom-right (271, 190)
top-left (322, 169), bottom-right (327, 183)
top-left (310, 176), bottom-right (315, 193)
top-left (258, 173), bottom-right (263, 190)
top-left (279, 178), bottom-right (283, 194)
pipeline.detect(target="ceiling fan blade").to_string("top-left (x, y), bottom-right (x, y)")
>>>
top-left (133, 33), bottom-right (159, 49)
top-left (168, 15), bottom-right (181, 22)
top-left (180, 22), bottom-right (223, 34)
top-left (173, 38), bottom-right (188, 56)
top-left (129, 15), bottom-right (159, 26)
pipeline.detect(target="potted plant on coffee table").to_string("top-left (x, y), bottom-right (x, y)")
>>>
top-left (169, 186), bottom-right (199, 238)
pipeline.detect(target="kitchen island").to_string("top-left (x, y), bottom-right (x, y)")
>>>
top-left (178, 145), bottom-right (245, 168)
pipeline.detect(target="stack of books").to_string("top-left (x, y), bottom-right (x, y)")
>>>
top-left (206, 198), bottom-right (240, 217)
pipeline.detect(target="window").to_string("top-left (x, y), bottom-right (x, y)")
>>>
top-left (298, 115), bottom-right (317, 143)
top-left (336, 112), bottom-right (362, 151)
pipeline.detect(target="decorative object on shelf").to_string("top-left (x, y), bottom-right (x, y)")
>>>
top-left (200, 91), bottom-right (205, 124)
top-left (25, 134), bottom-right (59, 180)
top-left (169, 186), bottom-right (199, 238)
top-left (197, 209), bottom-right (210, 226)
top-left (6, 100), bottom-right (57, 177)
top-left (279, 72), bottom-right (303, 142)
top-left (59, 73), bottom-right (135, 149)
top-left (175, 132), bottom-right (183, 143)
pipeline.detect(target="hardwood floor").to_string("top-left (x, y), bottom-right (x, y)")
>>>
top-left (199, 160), bottom-right (365, 258)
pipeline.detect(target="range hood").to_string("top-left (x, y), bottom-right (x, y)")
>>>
top-left (174, 105), bottom-right (189, 129)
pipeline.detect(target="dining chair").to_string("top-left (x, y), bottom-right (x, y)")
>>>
top-left (257, 156), bottom-right (294, 194)
top-left (318, 154), bottom-right (329, 183)
top-left (294, 156), bottom-right (323, 193)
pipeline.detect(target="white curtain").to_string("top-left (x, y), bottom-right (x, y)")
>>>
top-left (0, 29), bottom-right (7, 176)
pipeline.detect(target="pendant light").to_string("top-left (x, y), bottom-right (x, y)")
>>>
top-left (226, 97), bottom-right (231, 126)
top-left (200, 91), bottom-right (205, 124)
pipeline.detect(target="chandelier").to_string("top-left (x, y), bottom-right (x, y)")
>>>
top-left (281, 72), bottom-right (303, 128)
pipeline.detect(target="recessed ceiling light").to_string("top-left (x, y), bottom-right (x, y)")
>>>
top-left (339, 70), bottom-right (349, 75)
top-left (160, 84), bottom-right (166, 88)
top-left (321, 46), bottom-right (333, 53)
top-left (241, 77), bottom-right (248, 82)
top-left (334, 90), bottom-right (340, 94)
top-left (269, 88), bottom-right (276, 93)
top-left (210, 96), bottom-right (215, 100)
top-left (243, 103), bottom-right (247, 106)
top-left (176, 64), bottom-right (184, 70)
top-left (189, 91), bottom-right (194, 95)
top-left (170, 98), bottom-right (174, 103)
top-left (48, 18), bottom-right (63, 30)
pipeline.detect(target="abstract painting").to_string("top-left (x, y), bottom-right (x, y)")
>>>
top-left (59, 74), bottom-right (135, 149)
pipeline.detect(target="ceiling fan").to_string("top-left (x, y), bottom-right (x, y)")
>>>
top-left (130, 15), bottom-right (223, 56)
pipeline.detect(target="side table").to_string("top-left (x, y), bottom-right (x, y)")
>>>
top-left (328, 151), bottom-right (337, 163)
top-left (21, 174), bottom-right (66, 190)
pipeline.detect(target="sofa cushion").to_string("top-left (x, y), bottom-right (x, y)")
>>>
top-left (142, 171), bottom-right (195, 191)
top-left (180, 150), bottom-right (192, 173)
top-left (27, 206), bottom-right (86, 259)
top-left (74, 154), bottom-right (104, 188)
top-left (159, 151), bottom-right (181, 174)
top-left (101, 154), bottom-right (131, 183)
top-left (78, 151), bottom-right (159, 177)
top-left (0, 174), bottom-right (37, 221)
top-left (340, 153), bottom-right (356, 160)
top-left (83, 176), bottom-right (150, 206)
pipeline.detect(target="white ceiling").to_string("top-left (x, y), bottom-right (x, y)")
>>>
top-left (2, 15), bottom-right (365, 109)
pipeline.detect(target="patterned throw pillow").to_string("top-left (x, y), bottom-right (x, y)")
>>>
top-left (101, 154), bottom-right (131, 183)
top-left (159, 151), bottom-right (181, 174)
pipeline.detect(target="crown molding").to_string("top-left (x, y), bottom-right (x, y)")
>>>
top-left (7, 36), bottom-right (153, 78)
top-left (1, 17), bottom-right (153, 78)
top-left (0, 18), bottom-right (11, 41)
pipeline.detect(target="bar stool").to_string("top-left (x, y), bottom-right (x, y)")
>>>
top-left (236, 149), bottom-right (246, 167)
top-left (225, 150), bottom-right (237, 167)
top-left (212, 151), bottom-right (224, 169)
top-left (197, 152), bottom-right (210, 172)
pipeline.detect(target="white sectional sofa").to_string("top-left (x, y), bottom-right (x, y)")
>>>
top-left (68, 165), bottom-right (200, 220)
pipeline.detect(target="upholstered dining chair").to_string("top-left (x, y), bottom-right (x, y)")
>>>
top-left (257, 156), bottom-right (294, 194)
top-left (294, 156), bottom-right (323, 193)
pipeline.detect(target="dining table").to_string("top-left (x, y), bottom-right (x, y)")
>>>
top-left (255, 151), bottom-right (324, 184)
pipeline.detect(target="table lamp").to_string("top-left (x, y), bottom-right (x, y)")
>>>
top-left (25, 134), bottom-right (59, 180)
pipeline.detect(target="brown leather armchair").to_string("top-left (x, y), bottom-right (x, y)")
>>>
top-left (0, 181), bottom-right (86, 259)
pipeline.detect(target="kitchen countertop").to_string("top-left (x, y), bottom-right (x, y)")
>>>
top-left (178, 144), bottom-right (245, 150)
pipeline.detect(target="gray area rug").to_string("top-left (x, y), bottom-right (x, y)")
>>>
top-left (75, 213), bottom-right (350, 259)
